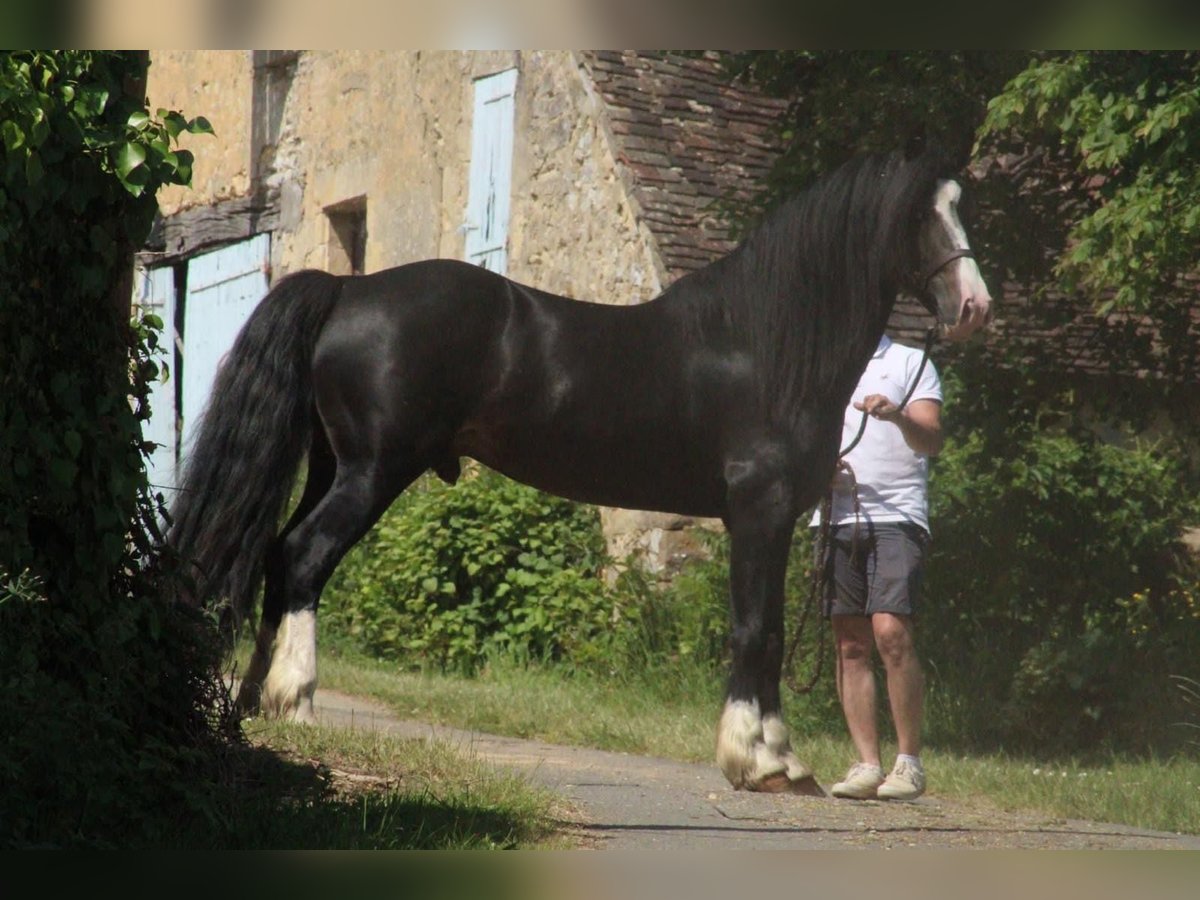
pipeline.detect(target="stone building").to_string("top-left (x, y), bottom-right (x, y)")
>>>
top-left (136, 50), bottom-right (788, 572)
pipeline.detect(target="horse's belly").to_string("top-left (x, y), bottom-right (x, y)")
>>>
top-left (456, 424), bottom-right (727, 518)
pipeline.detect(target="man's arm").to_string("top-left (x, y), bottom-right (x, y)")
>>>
top-left (853, 395), bottom-right (944, 457)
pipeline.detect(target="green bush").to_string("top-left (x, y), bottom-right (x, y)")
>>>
top-left (608, 531), bottom-right (732, 672)
top-left (323, 468), bottom-right (613, 672)
top-left (922, 359), bottom-right (1200, 756)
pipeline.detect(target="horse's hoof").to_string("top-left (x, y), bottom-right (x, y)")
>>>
top-left (757, 772), bottom-right (828, 797)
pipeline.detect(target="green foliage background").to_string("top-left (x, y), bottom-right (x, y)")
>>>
top-left (922, 348), bottom-right (1200, 755)
top-left (979, 51), bottom-right (1200, 318)
top-left (323, 467), bottom-right (613, 672)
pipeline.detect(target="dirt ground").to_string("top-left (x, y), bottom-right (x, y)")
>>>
top-left (309, 688), bottom-right (1200, 850)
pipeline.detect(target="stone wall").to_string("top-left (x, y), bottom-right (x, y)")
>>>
top-left (150, 51), bottom-right (253, 214)
top-left (147, 50), bottom-right (664, 304)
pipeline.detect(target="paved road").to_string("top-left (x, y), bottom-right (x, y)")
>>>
top-left (308, 688), bottom-right (1199, 850)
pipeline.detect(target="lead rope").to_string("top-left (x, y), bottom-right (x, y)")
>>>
top-left (784, 326), bottom-right (937, 695)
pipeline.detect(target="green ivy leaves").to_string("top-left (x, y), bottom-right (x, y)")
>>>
top-left (1, 52), bottom-right (213, 204)
top-left (0, 50), bottom-right (212, 602)
top-left (979, 51), bottom-right (1200, 314)
top-left (112, 106), bottom-right (212, 197)
top-left (0, 51), bottom-right (241, 849)
top-left (114, 140), bottom-right (146, 182)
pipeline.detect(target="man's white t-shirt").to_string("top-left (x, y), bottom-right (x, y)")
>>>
top-left (810, 334), bottom-right (942, 534)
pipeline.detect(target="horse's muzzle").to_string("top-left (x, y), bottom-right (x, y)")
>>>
top-left (943, 295), bottom-right (992, 341)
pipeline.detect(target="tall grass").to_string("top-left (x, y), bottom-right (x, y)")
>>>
top-left (934, 752), bottom-right (1200, 835)
top-left (318, 644), bottom-right (725, 761)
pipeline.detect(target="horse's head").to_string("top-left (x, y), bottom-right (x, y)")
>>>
top-left (911, 178), bottom-right (992, 341)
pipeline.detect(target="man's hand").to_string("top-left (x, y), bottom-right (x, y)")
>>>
top-left (851, 395), bottom-right (944, 457)
top-left (854, 393), bottom-right (901, 422)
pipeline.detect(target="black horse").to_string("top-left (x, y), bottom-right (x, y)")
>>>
top-left (168, 147), bottom-right (991, 794)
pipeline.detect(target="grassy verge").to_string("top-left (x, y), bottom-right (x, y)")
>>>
top-left (181, 639), bottom-right (572, 849)
top-left (308, 643), bottom-right (1200, 836)
top-left (223, 718), bottom-right (571, 849)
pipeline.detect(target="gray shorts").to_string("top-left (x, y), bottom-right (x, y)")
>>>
top-left (818, 522), bottom-right (929, 618)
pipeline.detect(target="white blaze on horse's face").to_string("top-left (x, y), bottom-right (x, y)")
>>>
top-left (923, 179), bottom-right (992, 341)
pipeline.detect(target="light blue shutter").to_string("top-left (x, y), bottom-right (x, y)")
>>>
top-left (134, 266), bottom-right (177, 492)
top-left (465, 68), bottom-right (517, 275)
top-left (181, 234), bottom-right (271, 456)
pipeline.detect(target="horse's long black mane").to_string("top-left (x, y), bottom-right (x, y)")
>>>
top-left (669, 150), bottom-right (946, 431)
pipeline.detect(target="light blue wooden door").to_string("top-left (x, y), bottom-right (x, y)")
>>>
top-left (465, 68), bottom-right (517, 275)
top-left (181, 234), bottom-right (271, 457)
top-left (134, 266), bottom-right (177, 492)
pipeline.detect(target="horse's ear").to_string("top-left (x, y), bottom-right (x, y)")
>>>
top-left (903, 128), bottom-right (927, 162)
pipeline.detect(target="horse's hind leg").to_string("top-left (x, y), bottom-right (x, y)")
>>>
top-left (236, 421), bottom-right (336, 716)
top-left (259, 459), bottom-right (421, 722)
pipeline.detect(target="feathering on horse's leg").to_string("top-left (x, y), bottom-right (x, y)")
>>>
top-left (261, 606), bottom-right (319, 724)
top-left (237, 426), bottom-right (336, 718)
top-left (760, 586), bottom-right (825, 796)
top-left (761, 715), bottom-right (823, 796)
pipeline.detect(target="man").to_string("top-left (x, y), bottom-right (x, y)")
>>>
top-left (813, 332), bottom-right (942, 801)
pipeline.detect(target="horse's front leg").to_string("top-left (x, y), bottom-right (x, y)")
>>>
top-left (758, 589), bottom-right (825, 796)
top-left (716, 453), bottom-right (823, 796)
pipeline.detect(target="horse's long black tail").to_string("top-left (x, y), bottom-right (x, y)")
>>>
top-left (167, 269), bottom-right (343, 629)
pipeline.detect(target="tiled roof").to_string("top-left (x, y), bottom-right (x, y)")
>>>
top-left (897, 272), bottom-right (1200, 379)
top-left (583, 51), bottom-right (788, 281)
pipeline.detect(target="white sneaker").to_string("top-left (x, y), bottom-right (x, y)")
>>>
top-left (877, 758), bottom-right (926, 800)
top-left (831, 762), bottom-right (886, 799)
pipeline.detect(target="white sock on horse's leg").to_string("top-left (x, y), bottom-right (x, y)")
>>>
top-left (763, 713), bottom-right (815, 782)
top-left (261, 609), bottom-right (318, 724)
top-left (717, 698), bottom-right (770, 788)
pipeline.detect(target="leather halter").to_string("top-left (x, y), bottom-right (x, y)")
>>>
top-left (915, 247), bottom-right (975, 318)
